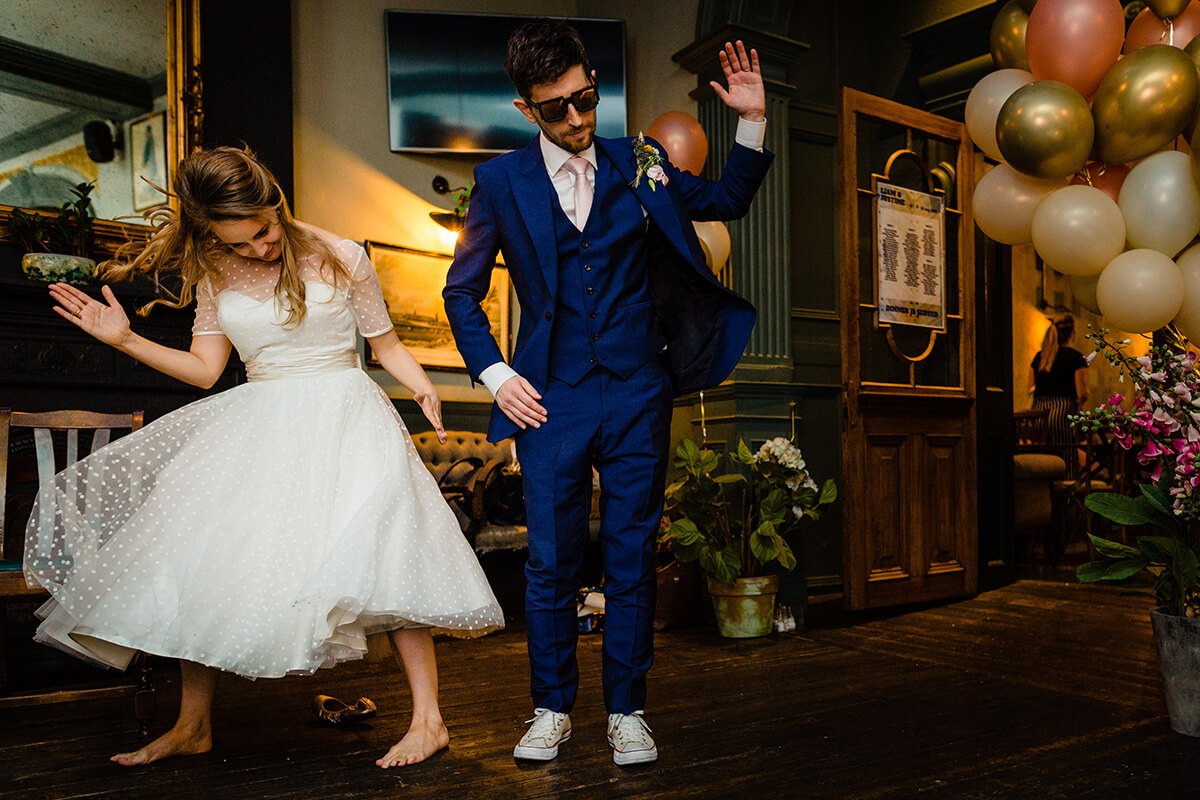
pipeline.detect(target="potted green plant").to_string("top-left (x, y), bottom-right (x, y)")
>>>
top-left (8, 182), bottom-right (97, 284)
top-left (659, 436), bottom-right (837, 638)
top-left (1072, 327), bottom-right (1200, 735)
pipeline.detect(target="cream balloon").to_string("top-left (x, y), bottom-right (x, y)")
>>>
top-left (965, 69), bottom-right (1034, 160)
top-left (693, 220), bottom-right (731, 273)
top-left (1096, 249), bottom-right (1186, 332)
top-left (974, 163), bottom-right (1063, 245)
top-left (1069, 272), bottom-right (1102, 314)
top-left (1118, 150), bottom-right (1200, 257)
top-left (1173, 243), bottom-right (1200, 341)
top-left (1031, 185), bottom-right (1125, 275)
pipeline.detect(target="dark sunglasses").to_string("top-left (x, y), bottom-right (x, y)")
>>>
top-left (528, 83), bottom-right (599, 123)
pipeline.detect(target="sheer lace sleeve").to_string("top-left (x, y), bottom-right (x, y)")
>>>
top-left (191, 277), bottom-right (224, 336)
top-left (342, 242), bottom-right (395, 338)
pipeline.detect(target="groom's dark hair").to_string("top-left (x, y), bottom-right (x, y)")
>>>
top-left (505, 18), bottom-right (591, 99)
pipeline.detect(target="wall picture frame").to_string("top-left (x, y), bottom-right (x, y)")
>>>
top-left (364, 241), bottom-right (509, 370)
top-left (128, 111), bottom-right (168, 212)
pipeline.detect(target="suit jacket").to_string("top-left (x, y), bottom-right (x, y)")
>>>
top-left (444, 133), bottom-right (774, 442)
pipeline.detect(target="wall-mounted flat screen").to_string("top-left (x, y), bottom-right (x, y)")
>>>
top-left (386, 11), bottom-right (627, 153)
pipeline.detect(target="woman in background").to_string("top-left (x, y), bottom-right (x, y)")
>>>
top-left (1028, 313), bottom-right (1089, 444)
top-left (26, 146), bottom-right (502, 768)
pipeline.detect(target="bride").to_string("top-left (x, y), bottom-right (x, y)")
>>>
top-left (26, 146), bottom-right (503, 768)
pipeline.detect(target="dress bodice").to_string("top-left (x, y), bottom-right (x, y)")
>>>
top-left (192, 239), bottom-right (394, 380)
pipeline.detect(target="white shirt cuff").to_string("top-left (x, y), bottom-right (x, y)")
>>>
top-left (479, 362), bottom-right (520, 396)
top-left (735, 117), bottom-right (766, 152)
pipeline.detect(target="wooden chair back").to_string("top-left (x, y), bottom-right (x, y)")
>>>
top-left (0, 409), bottom-right (144, 563)
top-left (1013, 409), bottom-right (1051, 449)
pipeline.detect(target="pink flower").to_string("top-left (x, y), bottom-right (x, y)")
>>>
top-left (1153, 408), bottom-right (1181, 433)
top-left (1107, 393), bottom-right (1125, 405)
top-left (646, 165), bottom-right (668, 186)
top-left (1086, 351), bottom-right (1098, 365)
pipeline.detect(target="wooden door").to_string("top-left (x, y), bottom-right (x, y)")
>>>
top-left (838, 88), bottom-right (978, 610)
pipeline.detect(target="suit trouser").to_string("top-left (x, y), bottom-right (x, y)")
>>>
top-left (515, 357), bottom-right (674, 714)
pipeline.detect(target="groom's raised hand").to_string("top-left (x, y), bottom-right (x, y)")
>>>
top-left (709, 40), bottom-right (765, 123)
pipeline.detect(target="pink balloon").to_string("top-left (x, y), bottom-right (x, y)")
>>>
top-left (1069, 161), bottom-right (1131, 202)
top-left (646, 111), bottom-right (708, 175)
top-left (1026, 0), bottom-right (1125, 97)
top-left (1125, 1), bottom-right (1200, 51)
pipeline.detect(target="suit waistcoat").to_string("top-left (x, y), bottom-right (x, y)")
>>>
top-left (547, 149), bottom-right (666, 385)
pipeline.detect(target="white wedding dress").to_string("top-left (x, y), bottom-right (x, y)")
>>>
top-left (24, 239), bottom-right (504, 679)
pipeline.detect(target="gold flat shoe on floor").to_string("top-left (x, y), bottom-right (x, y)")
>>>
top-left (312, 694), bottom-right (377, 724)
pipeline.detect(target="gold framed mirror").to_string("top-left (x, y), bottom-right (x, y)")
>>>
top-left (0, 0), bottom-right (202, 257)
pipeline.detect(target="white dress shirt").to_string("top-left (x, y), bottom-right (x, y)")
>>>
top-left (478, 117), bottom-right (767, 396)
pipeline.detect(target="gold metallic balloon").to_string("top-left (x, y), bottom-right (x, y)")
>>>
top-left (1187, 32), bottom-right (1200, 65)
top-left (1016, 0), bottom-right (1038, 11)
top-left (990, 0), bottom-right (1030, 71)
top-left (1092, 45), bottom-right (1200, 164)
top-left (996, 81), bottom-right (1094, 179)
top-left (1148, 0), bottom-right (1192, 21)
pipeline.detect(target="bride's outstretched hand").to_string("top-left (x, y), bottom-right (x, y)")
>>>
top-left (413, 388), bottom-right (447, 444)
top-left (50, 282), bottom-right (132, 348)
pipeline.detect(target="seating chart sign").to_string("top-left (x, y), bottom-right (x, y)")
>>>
top-left (875, 182), bottom-right (945, 330)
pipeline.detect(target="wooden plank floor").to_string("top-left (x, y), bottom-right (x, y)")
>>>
top-left (2, 579), bottom-right (1194, 799)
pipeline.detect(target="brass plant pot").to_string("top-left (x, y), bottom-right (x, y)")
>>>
top-left (706, 575), bottom-right (779, 639)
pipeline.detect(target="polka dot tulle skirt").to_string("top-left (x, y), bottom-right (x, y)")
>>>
top-left (24, 368), bottom-right (505, 678)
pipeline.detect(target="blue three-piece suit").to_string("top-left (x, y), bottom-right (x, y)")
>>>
top-left (444, 133), bottom-right (772, 714)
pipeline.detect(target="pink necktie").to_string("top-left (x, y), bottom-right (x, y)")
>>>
top-left (564, 156), bottom-right (592, 230)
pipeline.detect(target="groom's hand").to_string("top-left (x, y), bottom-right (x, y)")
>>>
top-left (709, 40), bottom-right (765, 123)
top-left (496, 375), bottom-right (548, 430)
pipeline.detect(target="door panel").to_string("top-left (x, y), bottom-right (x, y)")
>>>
top-left (838, 88), bottom-right (978, 610)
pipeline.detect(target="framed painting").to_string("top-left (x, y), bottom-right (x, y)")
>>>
top-left (128, 111), bottom-right (168, 211)
top-left (364, 241), bottom-right (509, 369)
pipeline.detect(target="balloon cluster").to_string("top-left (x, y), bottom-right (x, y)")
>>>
top-left (971, 0), bottom-right (1200, 337)
top-left (645, 111), bottom-right (732, 272)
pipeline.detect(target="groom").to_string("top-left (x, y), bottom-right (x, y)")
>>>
top-left (444, 18), bottom-right (772, 765)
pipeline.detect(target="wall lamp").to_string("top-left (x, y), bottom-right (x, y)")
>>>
top-left (430, 175), bottom-right (468, 232)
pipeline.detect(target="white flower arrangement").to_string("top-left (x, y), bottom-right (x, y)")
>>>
top-left (755, 437), bottom-right (818, 518)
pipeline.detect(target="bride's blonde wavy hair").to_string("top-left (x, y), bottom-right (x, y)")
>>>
top-left (103, 146), bottom-right (346, 327)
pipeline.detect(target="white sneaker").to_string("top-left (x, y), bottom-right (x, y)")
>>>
top-left (607, 711), bottom-right (658, 765)
top-left (513, 708), bottom-right (571, 761)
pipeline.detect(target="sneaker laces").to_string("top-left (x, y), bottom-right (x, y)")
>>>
top-left (609, 712), bottom-right (653, 748)
top-left (523, 708), bottom-right (567, 744)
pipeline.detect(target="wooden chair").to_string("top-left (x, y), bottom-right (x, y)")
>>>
top-left (0, 409), bottom-right (155, 734)
top-left (1013, 409), bottom-right (1051, 450)
top-left (1012, 410), bottom-right (1067, 561)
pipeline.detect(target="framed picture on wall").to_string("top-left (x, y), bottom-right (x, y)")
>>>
top-left (129, 111), bottom-right (168, 211)
top-left (364, 241), bottom-right (509, 370)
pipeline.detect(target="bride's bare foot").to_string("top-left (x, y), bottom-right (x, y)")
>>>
top-left (111, 722), bottom-right (212, 767)
top-left (376, 717), bottom-right (449, 768)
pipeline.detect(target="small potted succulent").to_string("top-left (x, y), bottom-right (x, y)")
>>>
top-left (8, 181), bottom-right (97, 284)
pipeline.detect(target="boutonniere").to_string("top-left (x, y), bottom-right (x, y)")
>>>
top-left (632, 133), bottom-right (668, 191)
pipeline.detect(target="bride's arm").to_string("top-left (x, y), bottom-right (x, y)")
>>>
top-left (50, 282), bottom-right (232, 389)
top-left (367, 330), bottom-right (447, 443)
